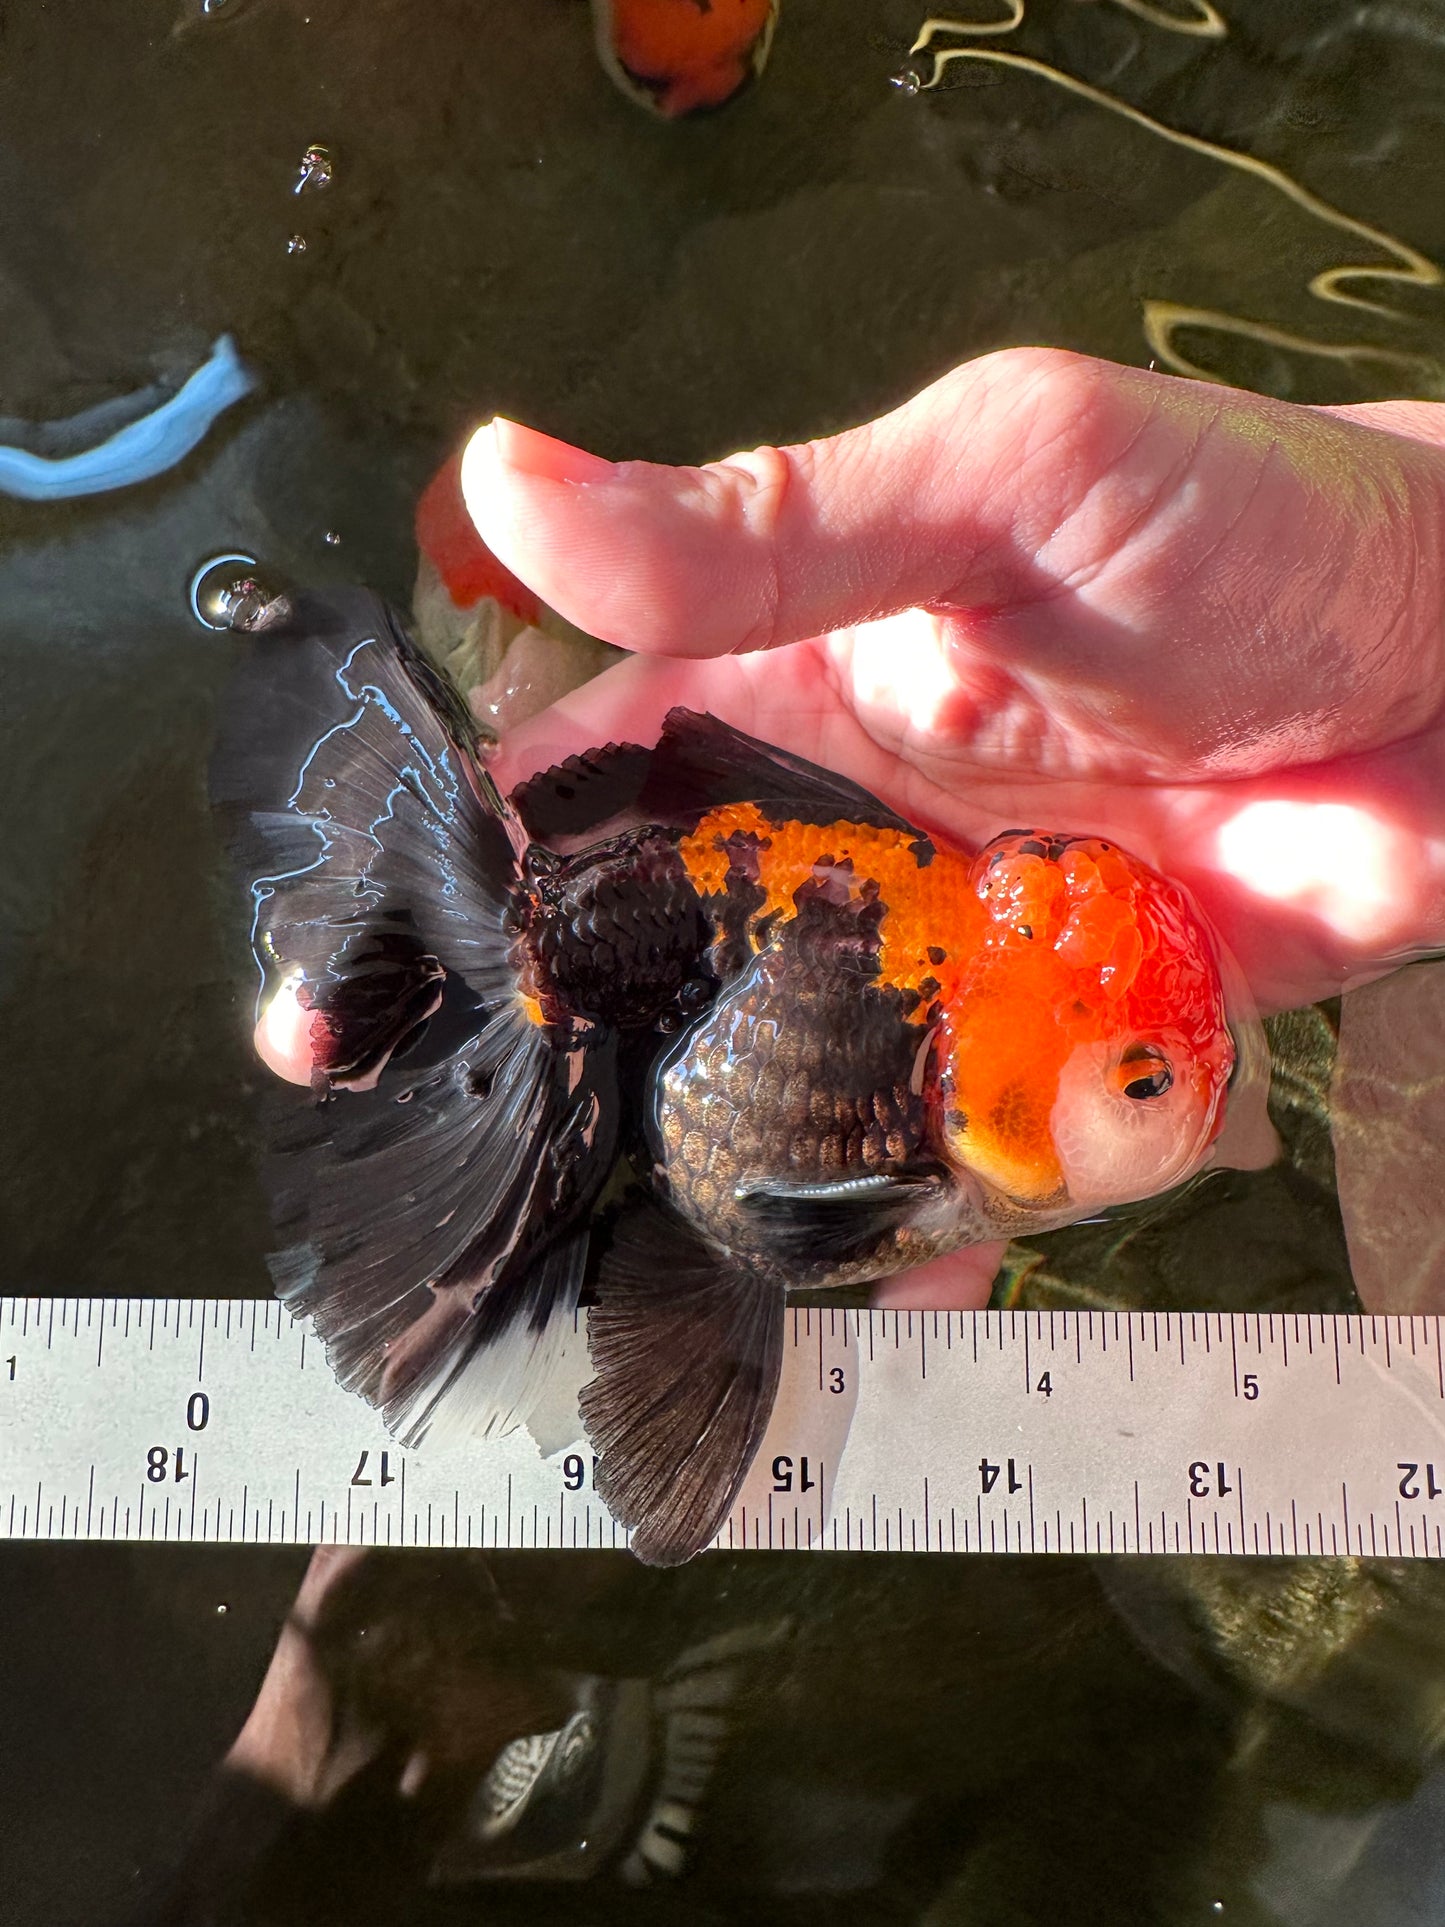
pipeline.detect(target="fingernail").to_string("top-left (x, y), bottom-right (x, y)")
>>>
top-left (489, 417), bottom-right (617, 485)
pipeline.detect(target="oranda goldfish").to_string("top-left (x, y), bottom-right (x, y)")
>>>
top-left (213, 590), bottom-right (1257, 1565)
top-left (590, 0), bottom-right (778, 117)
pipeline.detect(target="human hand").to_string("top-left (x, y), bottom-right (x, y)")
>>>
top-left (226, 1546), bottom-right (372, 1807)
top-left (459, 348), bottom-right (1445, 1305)
top-left (462, 348), bottom-right (1445, 1011)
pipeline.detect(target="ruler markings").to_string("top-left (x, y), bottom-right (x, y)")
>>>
top-left (4, 1301), bottom-right (1445, 1556)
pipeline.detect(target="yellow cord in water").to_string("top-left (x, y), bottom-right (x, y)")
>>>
top-left (912, 3), bottom-right (1023, 45)
top-left (1107, 0), bottom-right (1225, 40)
top-left (912, 0), bottom-right (1222, 50)
top-left (1141, 303), bottom-right (1429, 387)
top-left (907, 20), bottom-right (1443, 386)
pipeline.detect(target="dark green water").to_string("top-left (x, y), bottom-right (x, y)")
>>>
top-left (4, 2), bottom-right (1445, 1920)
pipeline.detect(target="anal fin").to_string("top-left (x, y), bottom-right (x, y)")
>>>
top-left (579, 1203), bottom-right (784, 1567)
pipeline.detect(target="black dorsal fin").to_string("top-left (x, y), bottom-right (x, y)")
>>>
top-left (579, 1200), bottom-right (784, 1566)
top-left (641, 708), bottom-right (932, 854)
top-left (513, 710), bottom-right (933, 855)
top-left (510, 740), bottom-right (655, 842)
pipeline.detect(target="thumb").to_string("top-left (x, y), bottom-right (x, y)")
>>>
top-left (459, 347), bottom-right (1158, 657)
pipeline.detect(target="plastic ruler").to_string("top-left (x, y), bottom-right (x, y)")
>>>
top-left (3, 1297), bottom-right (1445, 1558)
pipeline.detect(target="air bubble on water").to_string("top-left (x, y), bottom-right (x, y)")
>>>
top-left (890, 65), bottom-right (924, 96)
top-left (294, 143), bottom-right (334, 195)
top-left (287, 234), bottom-right (308, 257)
top-left (324, 529), bottom-right (341, 547)
top-left (216, 1602), bottom-right (229, 1615)
top-left (189, 554), bottom-right (293, 633)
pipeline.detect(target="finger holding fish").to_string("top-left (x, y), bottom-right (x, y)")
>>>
top-left (490, 631), bottom-right (1445, 1018)
top-left (217, 350), bottom-right (1445, 1560)
top-left (460, 351), bottom-right (1445, 788)
top-left (215, 587), bottom-right (1259, 1559)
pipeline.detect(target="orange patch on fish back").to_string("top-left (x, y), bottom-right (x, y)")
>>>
top-left (677, 803), bottom-right (979, 998)
top-left (679, 813), bottom-right (1222, 1049)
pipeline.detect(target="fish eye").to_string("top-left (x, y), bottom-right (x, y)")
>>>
top-left (1048, 1033), bottom-right (1222, 1213)
top-left (1117, 1045), bottom-right (1173, 1102)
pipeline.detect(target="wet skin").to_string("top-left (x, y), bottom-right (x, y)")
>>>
top-left (460, 345), bottom-right (1445, 1306)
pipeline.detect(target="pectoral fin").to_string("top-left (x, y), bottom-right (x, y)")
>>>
top-left (579, 1203), bottom-right (784, 1566)
top-left (734, 1169), bottom-right (949, 1266)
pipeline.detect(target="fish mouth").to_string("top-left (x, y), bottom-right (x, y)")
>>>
top-left (912, 1150), bottom-right (1064, 1242)
top-left (941, 1107), bottom-right (1071, 1220)
top-left (978, 1175), bottom-right (1073, 1224)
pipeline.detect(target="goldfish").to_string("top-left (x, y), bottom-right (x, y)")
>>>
top-left (590, 0), bottom-right (778, 117)
top-left (213, 589), bottom-right (1256, 1565)
top-left (412, 448), bottom-right (620, 731)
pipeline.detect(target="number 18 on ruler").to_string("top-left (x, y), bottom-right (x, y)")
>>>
top-left (3, 1301), bottom-right (1445, 1557)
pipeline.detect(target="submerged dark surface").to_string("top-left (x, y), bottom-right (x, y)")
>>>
top-left (4, 0), bottom-right (1445, 1920)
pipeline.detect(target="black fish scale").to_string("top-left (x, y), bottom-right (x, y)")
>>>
top-left (524, 830), bottom-right (710, 1029)
top-left (656, 941), bottom-right (930, 1274)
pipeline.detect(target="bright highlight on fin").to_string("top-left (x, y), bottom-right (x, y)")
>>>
top-left (0, 334), bottom-right (254, 501)
top-left (214, 591), bottom-right (1259, 1565)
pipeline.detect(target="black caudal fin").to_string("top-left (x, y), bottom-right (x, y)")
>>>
top-left (212, 588), bottom-right (615, 1445)
top-left (579, 1202), bottom-right (784, 1566)
top-left (211, 588), bottom-right (526, 1047)
top-left (266, 1015), bottom-right (613, 1446)
top-left (511, 708), bottom-right (932, 853)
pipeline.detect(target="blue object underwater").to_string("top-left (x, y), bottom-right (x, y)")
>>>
top-left (0, 335), bottom-right (255, 501)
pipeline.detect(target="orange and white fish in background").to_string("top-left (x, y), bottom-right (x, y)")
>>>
top-left (413, 448), bottom-right (618, 729)
top-left (214, 593), bottom-right (1263, 1566)
top-left (590, 0), bottom-right (779, 116)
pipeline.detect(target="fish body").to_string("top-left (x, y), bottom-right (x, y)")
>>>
top-left (214, 591), bottom-right (1245, 1564)
top-left (412, 447), bottom-right (620, 730)
top-left (590, 0), bottom-right (778, 117)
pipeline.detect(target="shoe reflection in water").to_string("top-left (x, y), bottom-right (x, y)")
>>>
top-left (126, 1546), bottom-right (1262, 1924)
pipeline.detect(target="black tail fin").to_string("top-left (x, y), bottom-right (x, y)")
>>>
top-left (211, 589), bottom-right (615, 1445)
